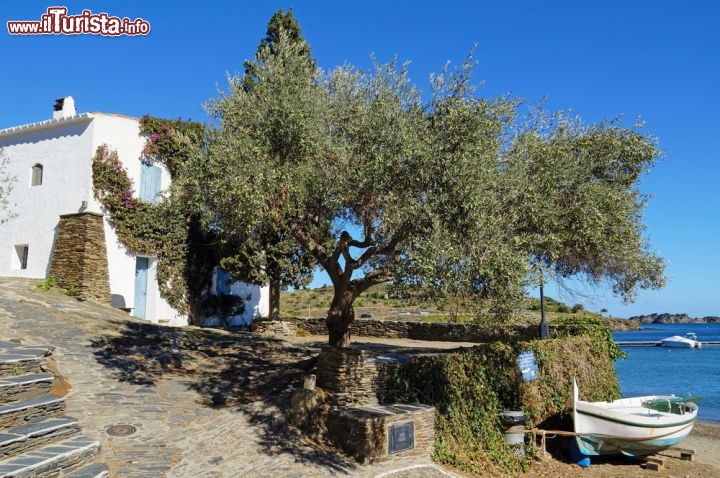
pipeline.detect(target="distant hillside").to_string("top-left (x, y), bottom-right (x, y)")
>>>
top-left (280, 284), bottom-right (606, 324)
top-left (628, 313), bottom-right (720, 324)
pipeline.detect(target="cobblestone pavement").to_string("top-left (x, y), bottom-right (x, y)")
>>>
top-left (0, 279), bottom-right (460, 478)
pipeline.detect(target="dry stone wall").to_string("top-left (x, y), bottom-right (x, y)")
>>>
top-left (269, 317), bottom-right (540, 343)
top-left (49, 212), bottom-right (110, 303)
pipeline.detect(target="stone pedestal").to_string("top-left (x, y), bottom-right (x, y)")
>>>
top-left (315, 345), bottom-right (411, 407)
top-left (327, 403), bottom-right (435, 463)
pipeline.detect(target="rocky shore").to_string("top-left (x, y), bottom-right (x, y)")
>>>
top-left (627, 313), bottom-right (720, 324)
top-left (602, 317), bottom-right (640, 330)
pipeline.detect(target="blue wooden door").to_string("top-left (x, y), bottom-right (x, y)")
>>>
top-left (215, 267), bottom-right (232, 294)
top-left (139, 163), bottom-right (162, 203)
top-left (133, 257), bottom-right (149, 319)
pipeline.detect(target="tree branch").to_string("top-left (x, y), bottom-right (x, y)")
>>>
top-left (348, 218), bottom-right (374, 248)
top-left (289, 221), bottom-right (331, 271)
top-left (350, 267), bottom-right (396, 296)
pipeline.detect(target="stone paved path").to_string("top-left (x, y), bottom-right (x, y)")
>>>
top-left (0, 279), bottom-right (460, 478)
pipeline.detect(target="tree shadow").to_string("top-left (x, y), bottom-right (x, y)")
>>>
top-left (90, 321), bottom-right (355, 474)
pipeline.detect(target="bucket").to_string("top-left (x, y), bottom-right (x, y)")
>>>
top-left (501, 410), bottom-right (526, 456)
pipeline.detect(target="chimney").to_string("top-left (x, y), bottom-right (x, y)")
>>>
top-left (53, 96), bottom-right (76, 119)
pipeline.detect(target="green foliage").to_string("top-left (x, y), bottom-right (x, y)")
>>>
top-left (384, 344), bottom-right (525, 474)
top-left (503, 112), bottom-right (666, 302)
top-left (242, 9), bottom-right (314, 93)
top-left (0, 149), bottom-right (17, 225)
top-left (140, 115), bottom-right (205, 177)
top-left (64, 284), bottom-right (81, 297)
top-left (383, 318), bottom-right (621, 474)
top-left (36, 276), bottom-right (57, 291)
top-left (551, 315), bottom-right (627, 361)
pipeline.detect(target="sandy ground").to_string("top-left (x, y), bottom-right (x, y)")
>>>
top-left (513, 421), bottom-right (720, 478)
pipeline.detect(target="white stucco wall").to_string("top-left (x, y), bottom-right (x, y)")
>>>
top-left (0, 115), bottom-right (94, 278)
top-left (211, 269), bottom-right (270, 325)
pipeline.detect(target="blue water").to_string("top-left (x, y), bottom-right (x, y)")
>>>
top-left (613, 323), bottom-right (720, 422)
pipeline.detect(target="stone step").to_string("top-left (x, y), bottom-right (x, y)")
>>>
top-left (0, 416), bottom-right (81, 459)
top-left (0, 373), bottom-right (54, 404)
top-left (63, 463), bottom-right (110, 478)
top-left (0, 436), bottom-right (100, 478)
top-left (0, 355), bottom-right (44, 377)
top-left (0, 394), bottom-right (65, 429)
top-left (0, 342), bottom-right (53, 357)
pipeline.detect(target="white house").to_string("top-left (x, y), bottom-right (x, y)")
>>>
top-left (0, 97), bottom-right (268, 326)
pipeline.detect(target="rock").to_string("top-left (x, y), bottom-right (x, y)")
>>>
top-left (288, 388), bottom-right (329, 440)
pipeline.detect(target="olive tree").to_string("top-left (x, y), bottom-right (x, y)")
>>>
top-left (191, 26), bottom-right (664, 348)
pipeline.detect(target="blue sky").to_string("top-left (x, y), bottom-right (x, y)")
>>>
top-left (1, 1), bottom-right (718, 318)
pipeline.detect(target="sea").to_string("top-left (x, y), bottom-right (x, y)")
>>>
top-left (613, 323), bottom-right (720, 422)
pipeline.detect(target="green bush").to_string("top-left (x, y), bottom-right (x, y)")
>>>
top-left (36, 276), bottom-right (57, 291)
top-left (382, 317), bottom-right (621, 475)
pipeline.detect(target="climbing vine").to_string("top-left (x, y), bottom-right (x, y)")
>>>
top-left (91, 116), bottom-right (214, 320)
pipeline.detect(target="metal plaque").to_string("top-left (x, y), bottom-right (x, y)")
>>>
top-left (388, 421), bottom-right (414, 453)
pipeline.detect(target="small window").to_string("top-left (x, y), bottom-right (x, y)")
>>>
top-left (31, 164), bottom-right (43, 186)
top-left (12, 245), bottom-right (29, 270)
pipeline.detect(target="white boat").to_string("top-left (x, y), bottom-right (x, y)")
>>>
top-left (572, 378), bottom-right (698, 456)
top-left (660, 332), bottom-right (701, 348)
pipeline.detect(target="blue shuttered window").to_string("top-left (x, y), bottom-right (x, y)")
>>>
top-left (139, 162), bottom-right (162, 203)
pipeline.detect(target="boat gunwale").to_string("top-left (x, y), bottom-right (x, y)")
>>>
top-left (575, 405), bottom-right (697, 429)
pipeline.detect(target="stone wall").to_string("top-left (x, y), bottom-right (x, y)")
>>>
top-left (286, 317), bottom-right (540, 343)
top-left (49, 212), bottom-right (110, 303)
top-left (252, 320), bottom-right (298, 337)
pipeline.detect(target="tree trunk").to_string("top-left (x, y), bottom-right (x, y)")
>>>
top-left (269, 280), bottom-right (281, 320)
top-left (326, 305), bottom-right (354, 348)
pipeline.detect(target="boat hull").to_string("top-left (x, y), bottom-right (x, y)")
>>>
top-left (576, 433), bottom-right (692, 456)
top-left (572, 380), bottom-right (697, 456)
top-left (660, 335), bottom-right (701, 348)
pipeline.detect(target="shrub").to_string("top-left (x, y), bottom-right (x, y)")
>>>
top-left (36, 276), bottom-right (57, 291)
